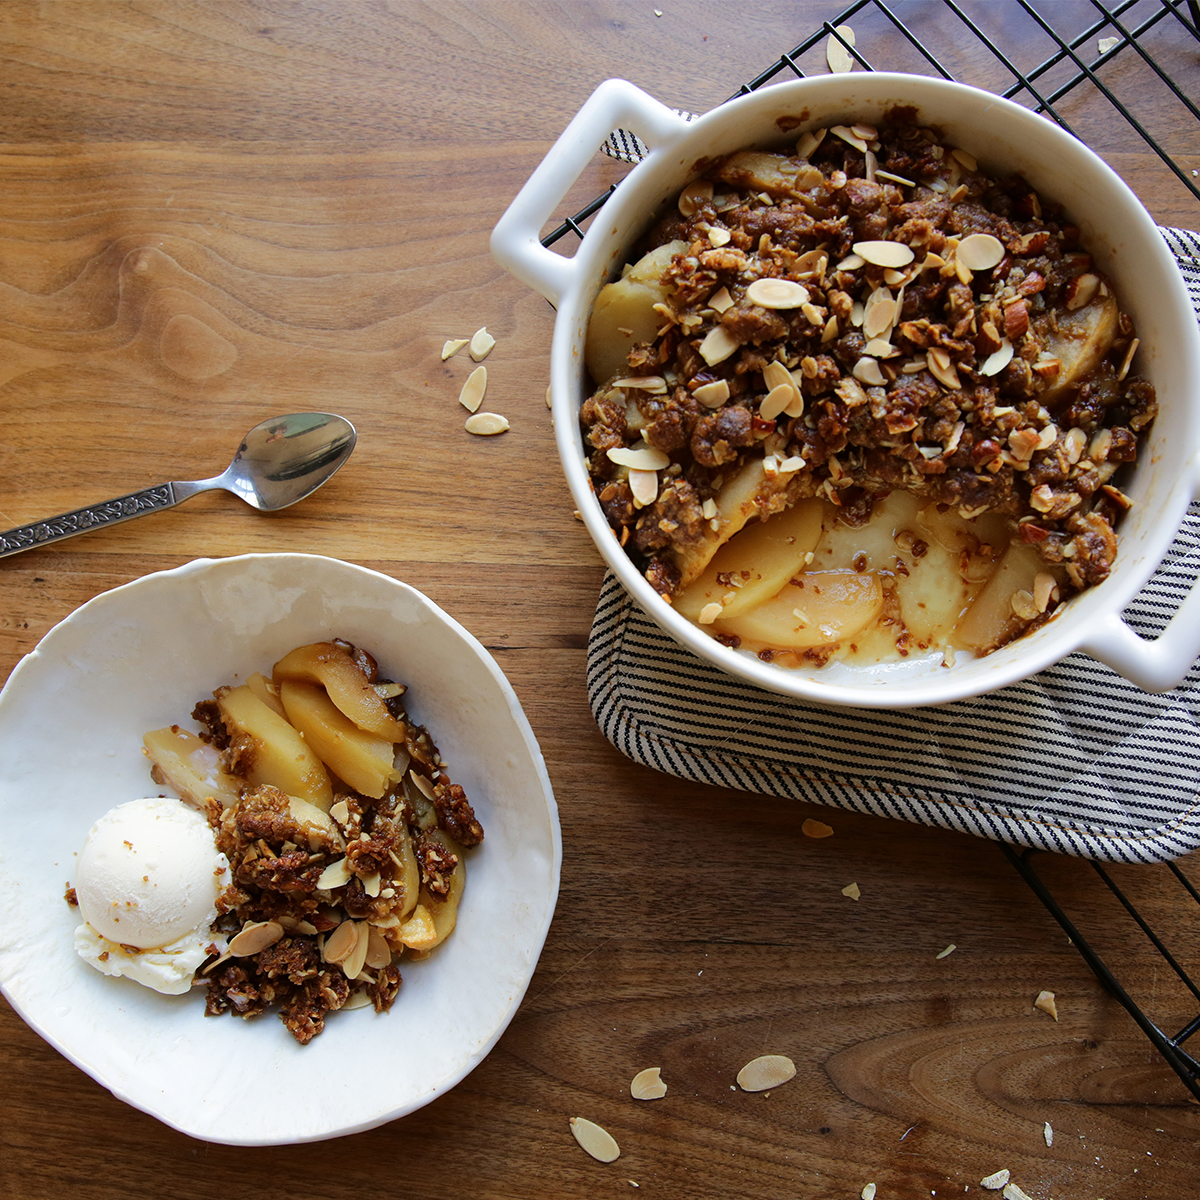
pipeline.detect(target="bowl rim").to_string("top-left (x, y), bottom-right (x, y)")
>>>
top-left (545, 73), bottom-right (1200, 708)
top-left (0, 552), bottom-right (563, 1144)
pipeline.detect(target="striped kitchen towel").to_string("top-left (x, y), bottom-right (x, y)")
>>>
top-left (585, 228), bottom-right (1200, 864)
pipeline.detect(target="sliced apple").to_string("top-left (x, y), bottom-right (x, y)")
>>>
top-left (585, 240), bottom-right (686, 385)
top-left (714, 570), bottom-right (883, 649)
top-left (674, 498), bottom-right (824, 623)
top-left (277, 678), bottom-right (399, 799)
top-left (142, 725), bottom-right (240, 810)
top-left (954, 541), bottom-right (1046, 653)
top-left (273, 641), bottom-right (407, 741)
top-left (246, 671), bottom-right (286, 718)
top-left (1040, 290), bottom-right (1118, 404)
top-left (215, 684), bottom-right (332, 809)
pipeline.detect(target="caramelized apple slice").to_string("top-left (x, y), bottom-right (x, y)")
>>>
top-left (585, 240), bottom-right (686, 385)
top-left (273, 642), bottom-right (408, 741)
top-left (278, 678), bottom-right (400, 799)
top-left (216, 684), bottom-right (332, 809)
top-left (246, 671), bottom-right (286, 718)
top-left (714, 570), bottom-right (883, 649)
top-left (1040, 290), bottom-right (1118, 404)
top-left (954, 541), bottom-right (1046, 653)
top-left (674, 498), bottom-right (824, 623)
top-left (142, 726), bottom-right (240, 810)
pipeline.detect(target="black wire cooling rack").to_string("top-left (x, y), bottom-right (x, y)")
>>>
top-left (545, 0), bottom-right (1200, 1102)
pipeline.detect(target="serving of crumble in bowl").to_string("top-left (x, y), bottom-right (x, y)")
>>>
top-left (493, 73), bottom-right (1200, 707)
top-left (0, 553), bottom-right (561, 1144)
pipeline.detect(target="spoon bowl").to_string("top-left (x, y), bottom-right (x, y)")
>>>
top-left (0, 412), bottom-right (356, 559)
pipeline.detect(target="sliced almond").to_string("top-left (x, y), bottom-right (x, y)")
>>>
top-left (364, 925), bottom-right (392, 970)
top-left (341, 919), bottom-right (370, 979)
top-left (980, 339), bottom-right (1014, 376)
top-left (926, 346), bottom-right (961, 390)
top-left (936, 943), bottom-right (957, 959)
top-left (802, 818), bottom-right (834, 839)
top-left (458, 365), bottom-right (487, 412)
top-left (707, 226), bottom-right (731, 247)
top-left (862, 337), bottom-right (898, 358)
top-left (842, 882), bottom-right (861, 901)
top-left (1034, 989), bottom-right (1059, 1020)
top-left (951, 147), bottom-right (978, 172)
top-left (628, 467), bottom-right (659, 507)
top-left (837, 252), bottom-right (866, 272)
top-left (853, 357), bottom-right (886, 387)
top-left (826, 24), bottom-right (856, 73)
top-left (745, 278), bottom-right (810, 309)
top-left (342, 989), bottom-right (373, 1011)
top-left (830, 124), bottom-right (868, 153)
top-left (796, 128), bottom-right (827, 160)
top-left (863, 287), bottom-right (896, 338)
top-left (469, 326), bottom-right (495, 361)
top-left (1002, 1185), bottom-right (1035, 1200)
top-left (441, 337), bottom-right (468, 360)
top-left (708, 286), bottom-right (734, 313)
top-left (862, 1186), bottom-right (877, 1200)
top-left (693, 379), bottom-right (730, 408)
top-left (228, 920), bottom-right (284, 957)
top-left (611, 375), bottom-right (668, 393)
top-left (323, 918), bottom-right (361, 966)
top-left (980, 1169), bottom-right (1011, 1190)
top-left (760, 383), bottom-right (796, 421)
top-left (630, 1067), bottom-right (668, 1100)
top-left (465, 411), bottom-right (509, 436)
top-left (853, 240), bottom-right (915, 268)
top-left (678, 180), bottom-right (714, 218)
top-left (956, 233), bottom-right (1005, 272)
top-left (698, 601), bottom-right (724, 625)
top-left (607, 444), bottom-right (670, 471)
top-left (361, 870), bottom-right (382, 898)
top-left (317, 857), bottom-right (353, 890)
top-left (699, 325), bottom-right (740, 366)
top-left (1043, 1120), bottom-right (1053, 1147)
top-left (736, 1054), bottom-right (796, 1092)
top-left (569, 1116), bottom-right (620, 1163)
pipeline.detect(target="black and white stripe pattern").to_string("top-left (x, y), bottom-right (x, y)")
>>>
top-left (586, 228), bottom-right (1200, 864)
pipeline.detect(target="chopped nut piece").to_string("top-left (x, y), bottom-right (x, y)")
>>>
top-left (802, 818), bottom-right (834, 839)
top-left (842, 882), bottom-right (861, 901)
top-left (458, 365), bottom-right (487, 412)
top-left (1034, 989), bottom-right (1059, 1020)
top-left (980, 1169), bottom-right (1011, 1190)
top-left (825, 24), bottom-right (856, 73)
top-left (745, 278), bottom-right (810, 309)
top-left (737, 1054), bottom-right (796, 1092)
top-left (469, 326), bottom-right (495, 361)
top-left (465, 411), bottom-right (509, 436)
top-left (569, 1116), bottom-right (621, 1163)
top-left (630, 1066), bottom-right (668, 1100)
top-left (441, 337), bottom-right (468, 360)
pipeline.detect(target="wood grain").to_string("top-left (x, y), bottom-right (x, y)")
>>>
top-left (1, 3), bottom-right (1199, 1198)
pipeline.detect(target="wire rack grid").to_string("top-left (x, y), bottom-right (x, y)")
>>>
top-left (544, 0), bottom-right (1200, 1102)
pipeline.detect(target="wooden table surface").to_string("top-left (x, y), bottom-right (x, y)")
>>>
top-left (1, 3), bottom-right (1198, 1197)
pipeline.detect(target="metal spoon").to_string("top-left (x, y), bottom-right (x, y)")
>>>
top-left (0, 412), bottom-right (356, 559)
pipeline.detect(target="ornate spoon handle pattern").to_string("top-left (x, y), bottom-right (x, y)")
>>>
top-left (0, 484), bottom-right (178, 558)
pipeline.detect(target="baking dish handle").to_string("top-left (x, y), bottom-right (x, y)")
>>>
top-left (491, 78), bottom-right (691, 307)
top-left (1079, 481), bottom-right (1200, 692)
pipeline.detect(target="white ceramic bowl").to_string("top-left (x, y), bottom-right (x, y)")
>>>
top-left (0, 554), bottom-right (561, 1145)
top-left (493, 74), bottom-right (1200, 707)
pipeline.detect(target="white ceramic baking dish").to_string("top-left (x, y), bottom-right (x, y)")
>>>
top-left (492, 73), bottom-right (1200, 708)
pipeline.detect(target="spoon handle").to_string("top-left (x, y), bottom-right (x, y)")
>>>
top-left (0, 482), bottom-right (185, 560)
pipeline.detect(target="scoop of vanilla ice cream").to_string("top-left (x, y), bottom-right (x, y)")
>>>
top-left (73, 797), bottom-right (229, 995)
